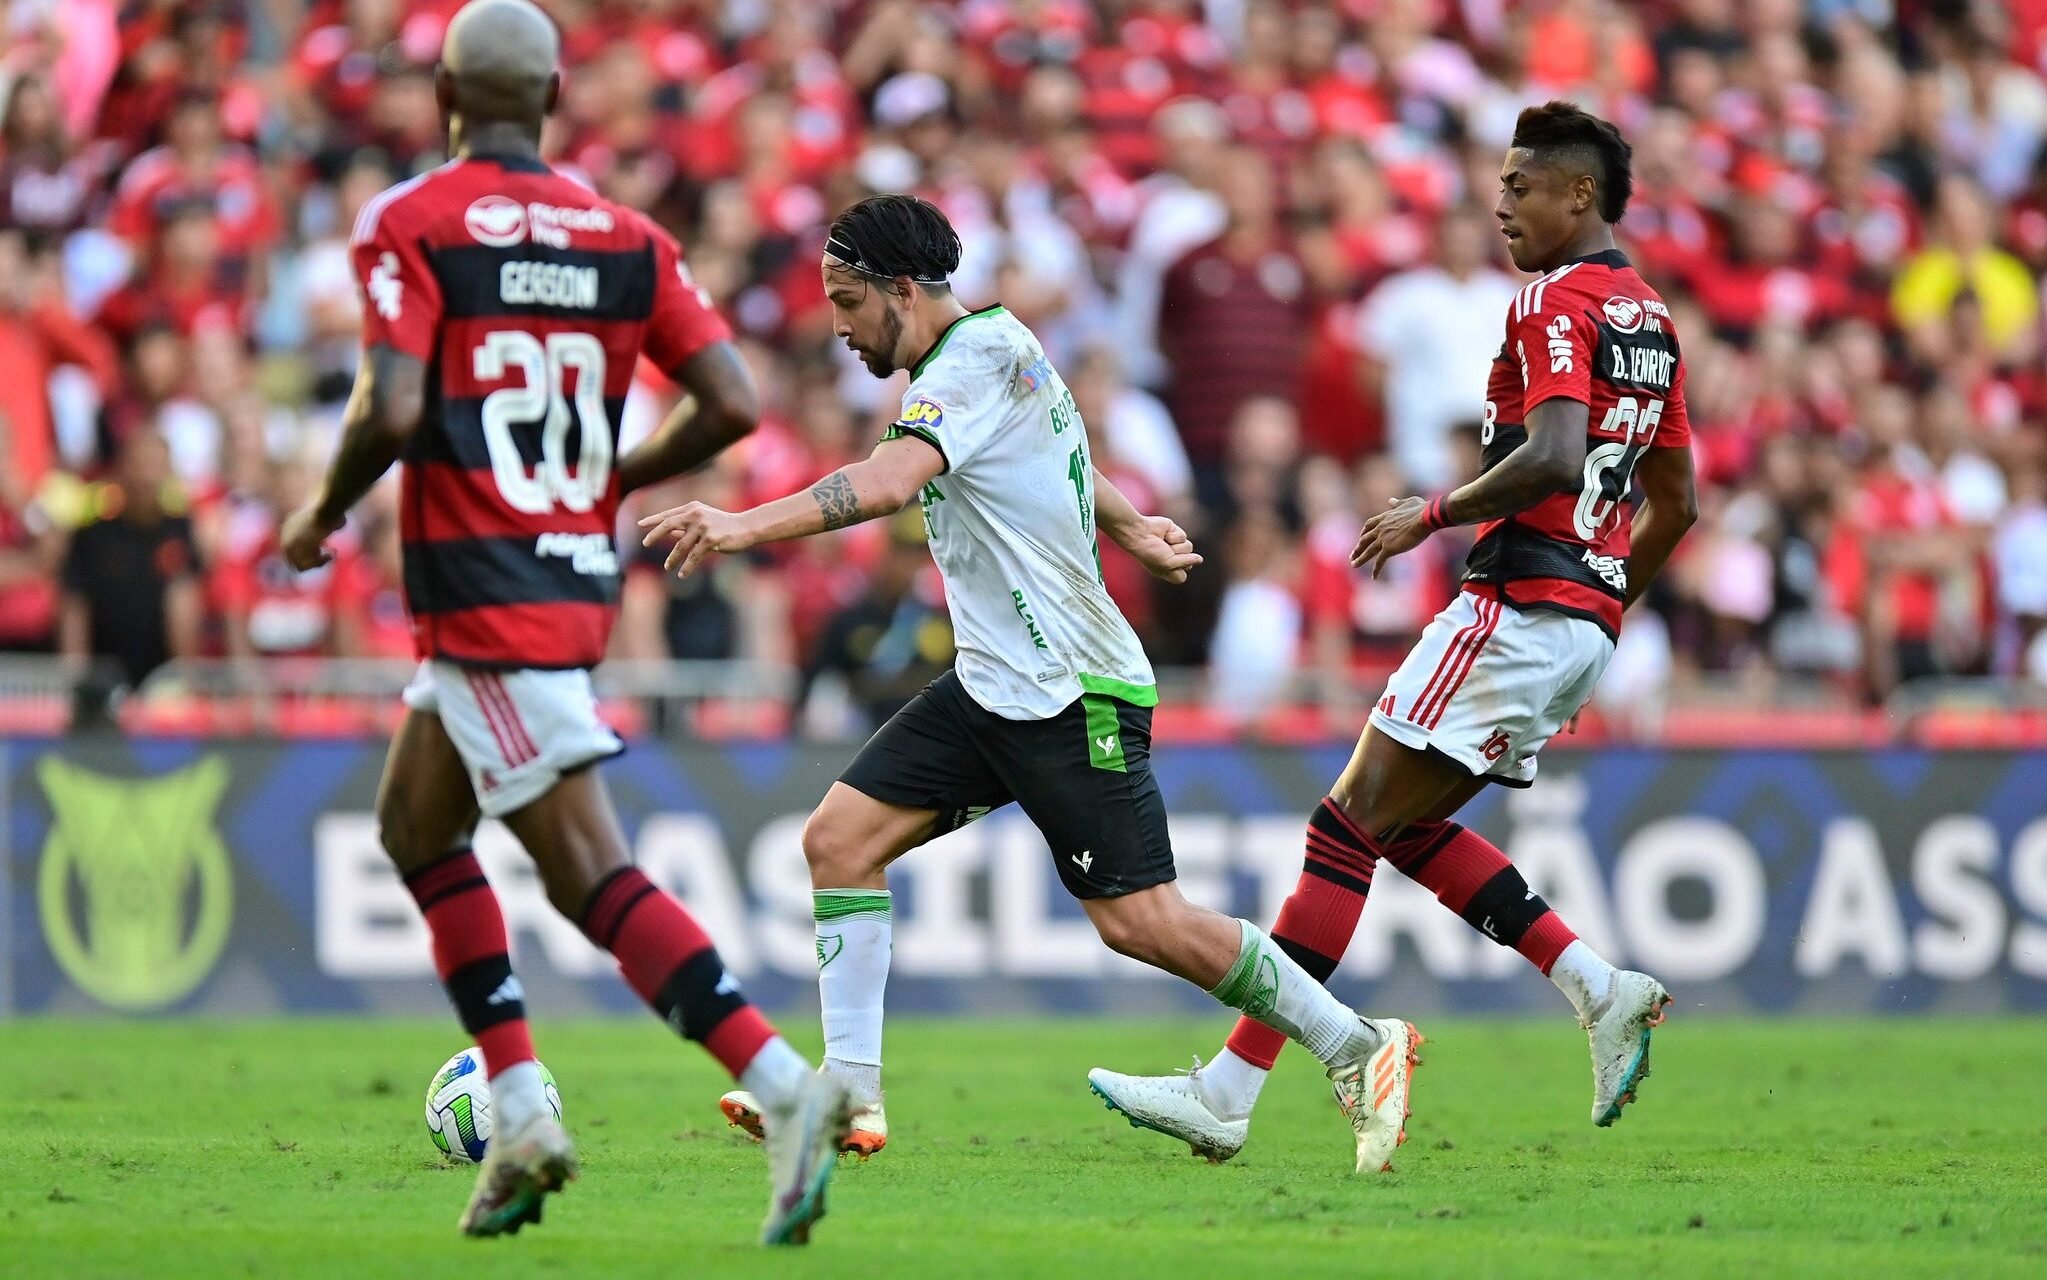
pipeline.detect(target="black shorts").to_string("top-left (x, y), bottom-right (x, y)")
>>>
top-left (838, 670), bottom-right (1177, 899)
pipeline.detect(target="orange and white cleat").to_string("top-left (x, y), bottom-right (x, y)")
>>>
top-left (721, 1089), bottom-right (766, 1139)
top-left (1586, 970), bottom-right (1672, 1127)
top-left (1327, 1017), bottom-right (1423, 1173)
top-left (840, 1099), bottom-right (887, 1158)
top-left (722, 1087), bottom-right (888, 1158)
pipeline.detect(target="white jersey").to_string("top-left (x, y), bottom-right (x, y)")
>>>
top-left (890, 305), bottom-right (1156, 720)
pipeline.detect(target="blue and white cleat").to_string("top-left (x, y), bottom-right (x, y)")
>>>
top-left (1087, 1058), bottom-right (1249, 1164)
top-left (759, 1073), bottom-right (856, 1246)
top-left (1586, 969), bottom-right (1672, 1127)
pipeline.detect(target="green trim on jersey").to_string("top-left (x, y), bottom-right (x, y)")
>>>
top-left (911, 304), bottom-right (1008, 380)
top-left (884, 422), bottom-right (948, 469)
top-left (813, 888), bottom-right (893, 922)
top-left (1082, 694), bottom-right (1127, 772)
top-left (1077, 672), bottom-right (1158, 708)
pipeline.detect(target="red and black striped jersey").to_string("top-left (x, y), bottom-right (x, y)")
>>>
top-left (1468, 249), bottom-right (1689, 639)
top-left (351, 153), bottom-right (730, 668)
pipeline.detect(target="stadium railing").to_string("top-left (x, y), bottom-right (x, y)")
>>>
top-left (0, 656), bottom-right (2043, 746)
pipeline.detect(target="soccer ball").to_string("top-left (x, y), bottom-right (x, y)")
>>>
top-left (424, 1048), bottom-right (564, 1163)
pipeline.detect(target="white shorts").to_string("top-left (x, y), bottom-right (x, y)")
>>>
top-left (402, 661), bottom-right (624, 818)
top-left (1368, 591), bottom-right (1613, 787)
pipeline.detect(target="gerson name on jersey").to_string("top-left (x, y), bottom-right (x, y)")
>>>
top-left (499, 260), bottom-right (599, 308)
top-left (351, 154), bottom-right (732, 669)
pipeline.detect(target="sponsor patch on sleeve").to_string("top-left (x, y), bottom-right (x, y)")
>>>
top-left (898, 395), bottom-right (945, 431)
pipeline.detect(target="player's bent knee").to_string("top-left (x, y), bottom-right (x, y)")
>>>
top-left (1330, 762), bottom-right (1405, 836)
top-left (1086, 893), bottom-right (1177, 967)
top-left (527, 848), bottom-right (622, 924)
top-left (801, 809), bottom-right (877, 885)
top-left (1334, 730), bottom-right (1468, 839)
top-left (537, 861), bottom-right (599, 922)
top-left (376, 803), bottom-right (432, 870)
top-left (1091, 913), bottom-right (1151, 962)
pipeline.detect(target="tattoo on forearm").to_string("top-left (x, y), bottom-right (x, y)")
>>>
top-left (811, 471), bottom-right (863, 530)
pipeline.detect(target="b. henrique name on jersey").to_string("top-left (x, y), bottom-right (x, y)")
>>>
top-left (352, 154), bottom-right (730, 669)
top-left (1469, 249), bottom-right (1691, 639)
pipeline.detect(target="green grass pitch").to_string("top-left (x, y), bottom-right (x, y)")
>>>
top-left (3, 1017), bottom-right (2042, 1278)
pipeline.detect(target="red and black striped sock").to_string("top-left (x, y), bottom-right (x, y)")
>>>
top-left (1223, 798), bottom-right (1379, 1070)
top-left (403, 849), bottom-right (536, 1077)
top-left (1383, 821), bottom-right (1577, 973)
top-left (580, 867), bottom-right (777, 1079)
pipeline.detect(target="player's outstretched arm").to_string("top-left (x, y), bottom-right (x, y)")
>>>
top-left (1622, 444), bottom-right (1698, 609)
top-left (1093, 468), bottom-right (1202, 584)
top-left (1351, 396), bottom-right (1587, 578)
top-left (637, 435), bottom-right (945, 578)
top-left (282, 345), bottom-right (426, 571)
top-left (616, 342), bottom-right (762, 496)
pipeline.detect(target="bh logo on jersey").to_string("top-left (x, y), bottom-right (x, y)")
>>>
top-left (465, 196), bottom-right (529, 248)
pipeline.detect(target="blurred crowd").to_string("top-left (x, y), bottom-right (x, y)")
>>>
top-left (3, 0), bottom-right (2047, 732)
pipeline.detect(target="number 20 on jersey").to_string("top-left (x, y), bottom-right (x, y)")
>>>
top-left (474, 329), bottom-right (614, 515)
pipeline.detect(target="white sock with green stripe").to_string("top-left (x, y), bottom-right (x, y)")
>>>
top-left (814, 888), bottom-right (892, 1104)
top-left (1209, 919), bottom-right (1377, 1070)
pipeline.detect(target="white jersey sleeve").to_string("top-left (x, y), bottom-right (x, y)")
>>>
top-left (899, 306), bottom-right (1156, 721)
top-left (893, 373), bottom-right (997, 472)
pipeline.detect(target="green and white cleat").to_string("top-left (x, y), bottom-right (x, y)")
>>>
top-left (1586, 969), bottom-right (1672, 1127)
top-left (1325, 1017), bottom-right (1423, 1173)
top-left (1086, 1059), bottom-right (1249, 1163)
top-left (458, 1112), bottom-right (577, 1238)
top-left (759, 1073), bottom-right (856, 1246)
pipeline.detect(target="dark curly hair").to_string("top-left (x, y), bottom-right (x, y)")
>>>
top-left (1511, 101), bottom-right (1634, 224)
top-left (824, 194), bottom-right (963, 292)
